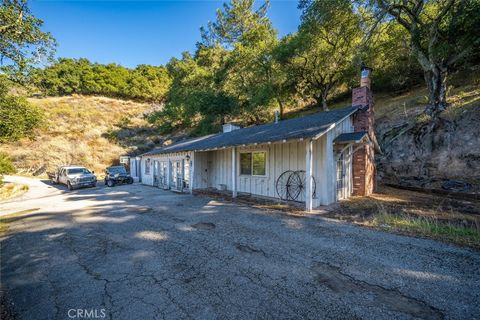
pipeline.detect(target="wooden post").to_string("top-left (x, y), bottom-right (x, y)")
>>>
top-left (189, 152), bottom-right (195, 194)
top-left (181, 159), bottom-right (185, 192)
top-left (166, 159), bottom-right (171, 190)
top-left (232, 147), bottom-right (237, 198)
top-left (305, 139), bottom-right (313, 212)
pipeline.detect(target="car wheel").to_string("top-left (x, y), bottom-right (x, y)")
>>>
top-left (67, 181), bottom-right (74, 191)
top-left (107, 179), bottom-right (115, 187)
top-left (127, 177), bottom-right (134, 184)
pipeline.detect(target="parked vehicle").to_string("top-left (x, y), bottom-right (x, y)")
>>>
top-left (51, 166), bottom-right (97, 190)
top-left (104, 166), bottom-right (133, 187)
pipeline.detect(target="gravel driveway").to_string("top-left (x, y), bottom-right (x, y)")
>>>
top-left (1, 176), bottom-right (479, 319)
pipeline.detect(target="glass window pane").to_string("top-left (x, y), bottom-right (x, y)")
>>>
top-left (252, 152), bottom-right (266, 176)
top-left (240, 153), bottom-right (252, 175)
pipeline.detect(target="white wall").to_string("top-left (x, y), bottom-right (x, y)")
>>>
top-left (140, 115), bottom-right (355, 207)
top-left (140, 152), bottom-right (191, 187)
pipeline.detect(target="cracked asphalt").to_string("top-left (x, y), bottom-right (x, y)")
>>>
top-left (1, 176), bottom-right (479, 320)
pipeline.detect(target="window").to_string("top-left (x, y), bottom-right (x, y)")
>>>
top-left (252, 152), bottom-right (266, 175)
top-left (240, 153), bottom-right (252, 175)
top-left (145, 159), bottom-right (151, 174)
top-left (67, 168), bottom-right (91, 175)
top-left (240, 151), bottom-right (266, 176)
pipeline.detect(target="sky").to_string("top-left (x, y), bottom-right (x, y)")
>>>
top-left (30, 1), bottom-right (302, 68)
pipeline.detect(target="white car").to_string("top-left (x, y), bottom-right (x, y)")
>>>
top-left (52, 165), bottom-right (97, 190)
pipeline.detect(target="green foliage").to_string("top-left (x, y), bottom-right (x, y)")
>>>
top-left (21, 0), bottom-right (480, 135)
top-left (151, 0), bottom-right (284, 135)
top-left (149, 0), bottom-right (480, 133)
top-left (0, 0), bottom-right (56, 81)
top-left (31, 58), bottom-right (171, 102)
top-left (200, 0), bottom-right (271, 47)
top-left (0, 81), bottom-right (43, 142)
top-left (280, 0), bottom-right (362, 110)
top-left (363, 0), bottom-right (480, 116)
top-left (0, 152), bottom-right (16, 175)
top-left (360, 20), bottom-right (423, 92)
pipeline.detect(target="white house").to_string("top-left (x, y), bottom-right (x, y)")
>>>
top-left (136, 67), bottom-right (376, 211)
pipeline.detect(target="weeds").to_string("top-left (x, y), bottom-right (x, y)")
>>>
top-left (0, 183), bottom-right (28, 201)
top-left (370, 203), bottom-right (480, 248)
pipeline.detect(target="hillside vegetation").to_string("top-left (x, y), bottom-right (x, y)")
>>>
top-left (2, 73), bottom-right (478, 186)
top-left (1, 95), bottom-right (162, 175)
top-left (288, 71), bottom-right (480, 191)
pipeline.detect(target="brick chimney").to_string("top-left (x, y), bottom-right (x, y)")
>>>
top-left (352, 65), bottom-right (376, 196)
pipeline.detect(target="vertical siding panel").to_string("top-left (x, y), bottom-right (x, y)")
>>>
top-left (269, 144), bottom-right (274, 197)
top-left (298, 141), bottom-right (303, 171)
top-left (228, 149), bottom-right (232, 190)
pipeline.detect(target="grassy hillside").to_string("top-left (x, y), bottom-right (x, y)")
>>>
top-left (2, 71), bottom-right (479, 187)
top-left (1, 95), bottom-right (162, 176)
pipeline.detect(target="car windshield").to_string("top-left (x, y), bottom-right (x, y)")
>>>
top-left (67, 168), bottom-right (90, 175)
top-left (108, 166), bottom-right (127, 174)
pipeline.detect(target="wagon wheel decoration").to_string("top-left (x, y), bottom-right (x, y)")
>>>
top-left (275, 170), bottom-right (316, 202)
top-left (276, 170), bottom-right (294, 200)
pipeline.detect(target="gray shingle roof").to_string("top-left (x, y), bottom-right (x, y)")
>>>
top-left (333, 131), bottom-right (368, 144)
top-left (143, 106), bottom-right (358, 156)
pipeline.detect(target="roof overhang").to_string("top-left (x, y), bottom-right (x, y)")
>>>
top-left (333, 131), bottom-right (369, 145)
top-left (141, 106), bottom-right (361, 157)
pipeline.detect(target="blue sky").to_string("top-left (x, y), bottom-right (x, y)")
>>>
top-left (30, 1), bottom-right (301, 68)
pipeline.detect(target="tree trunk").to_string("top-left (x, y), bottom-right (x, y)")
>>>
top-left (276, 98), bottom-right (284, 119)
top-left (321, 90), bottom-right (329, 111)
top-left (424, 66), bottom-right (448, 118)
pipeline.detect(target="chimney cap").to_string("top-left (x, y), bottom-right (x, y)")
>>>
top-left (222, 123), bottom-right (241, 133)
top-left (361, 64), bottom-right (373, 78)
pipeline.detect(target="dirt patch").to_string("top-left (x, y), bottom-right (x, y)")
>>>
top-left (193, 189), bottom-right (308, 216)
top-left (312, 262), bottom-right (444, 319)
top-left (318, 185), bottom-right (480, 248)
top-left (191, 222), bottom-right (216, 230)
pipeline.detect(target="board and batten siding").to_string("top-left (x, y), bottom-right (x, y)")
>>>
top-left (140, 114), bottom-right (355, 207)
top-left (140, 151), bottom-right (191, 186)
top-left (192, 149), bottom-right (233, 190)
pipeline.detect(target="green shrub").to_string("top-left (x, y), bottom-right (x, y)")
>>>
top-left (0, 91), bottom-right (44, 142)
top-left (0, 152), bottom-right (16, 177)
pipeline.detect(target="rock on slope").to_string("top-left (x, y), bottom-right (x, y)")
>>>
top-left (376, 86), bottom-right (480, 192)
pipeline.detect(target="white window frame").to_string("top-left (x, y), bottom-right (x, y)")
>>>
top-left (239, 150), bottom-right (268, 177)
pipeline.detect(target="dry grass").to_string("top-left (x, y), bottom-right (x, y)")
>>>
top-left (0, 95), bottom-right (159, 175)
top-left (0, 182), bottom-right (28, 201)
top-left (328, 186), bottom-right (480, 248)
top-left (286, 72), bottom-right (480, 125)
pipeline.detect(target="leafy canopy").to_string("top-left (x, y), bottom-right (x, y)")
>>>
top-left (0, 0), bottom-right (55, 79)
